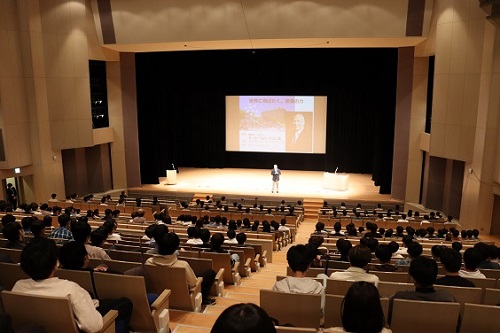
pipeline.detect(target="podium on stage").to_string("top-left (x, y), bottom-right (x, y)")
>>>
top-left (166, 169), bottom-right (177, 185)
top-left (323, 172), bottom-right (349, 191)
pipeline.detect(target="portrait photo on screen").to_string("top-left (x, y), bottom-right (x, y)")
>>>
top-left (226, 95), bottom-right (326, 154)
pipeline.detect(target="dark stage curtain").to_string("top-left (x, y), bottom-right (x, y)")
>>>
top-left (136, 48), bottom-right (397, 194)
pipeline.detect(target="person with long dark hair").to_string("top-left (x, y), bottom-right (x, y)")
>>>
top-left (211, 303), bottom-right (276, 333)
top-left (325, 281), bottom-right (391, 333)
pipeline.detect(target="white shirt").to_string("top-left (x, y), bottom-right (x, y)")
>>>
top-left (458, 269), bottom-right (486, 279)
top-left (329, 267), bottom-right (379, 287)
top-left (224, 238), bottom-right (238, 244)
top-left (13, 277), bottom-right (103, 333)
top-left (272, 276), bottom-right (324, 294)
top-left (85, 244), bottom-right (111, 260)
top-left (186, 238), bottom-right (203, 245)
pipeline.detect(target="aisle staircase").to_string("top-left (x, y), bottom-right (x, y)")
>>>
top-left (168, 220), bottom-right (319, 332)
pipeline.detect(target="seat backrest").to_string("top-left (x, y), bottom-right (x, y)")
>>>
top-left (481, 268), bottom-right (500, 280)
top-left (103, 259), bottom-right (142, 274)
top-left (1, 290), bottom-right (79, 333)
top-left (390, 299), bottom-right (460, 333)
top-left (93, 272), bottom-right (156, 332)
top-left (370, 271), bottom-right (410, 283)
top-left (483, 288), bottom-right (500, 305)
top-left (461, 303), bottom-right (500, 333)
top-left (108, 249), bottom-right (144, 262)
top-left (179, 257), bottom-right (214, 276)
top-left (467, 277), bottom-right (497, 289)
top-left (325, 279), bottom-right (357, 296)
top-left (200, 251), bottom-right (237, 285)
top-left (144, 264), bottom-right (195, 311)
top-left (377, 281), bottom-right (413, 298)
top-left (260, 289), bottom-right (321, 328)
top-left (0, 248), bottom-right (22, 263)
top-left (434, 285), bottom-right (482, 313)
top-left (275, 326), bottom-right (318, 333)
top-left (0, 262), bottom-right (28, 290)
top-left (55, 269), bottom-right (96, 297)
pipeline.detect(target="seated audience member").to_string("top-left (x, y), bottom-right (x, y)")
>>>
top-left (452, 241), bottom-right (463, 253)
top-left (72, 220), bottom-right (111, 260)
top-left (395, 241), bottom-right (422, 266)
top-left (49, 213), bottom-right (73, 241)
top-left (210, 303), bottom-right (276, 333)
top-left (147, 224), bottom-right (169, 254)
top-left (186, 226), bottom-right (203, 245)
top-left (374, 245), bottom-right (399, 272)
top-left (2, 222), bottom-right (26, 249)
top-left (474, 242), bottom-right (500, 269)
top-left (198, 228), bottom-right (212, 249)
top-left (389, 256), bottom-right (455, 323)
top-left (205, 233), bottom-right (240, 266)
top-left (459, 248), bottom-right (487, 279)
top-left (146, 232), bottom-right (216, 305)
top-left (31, 219), bottom-right (46, 238)
top-left (395, 235), bottom-right (412, 257)
top-left (324, 282), bottom-right (392, 333)
top-left (308, 235), bottom-right (326, 268)
top-left (384, 228), bottom-right (394, 238)
top-left (48, 193), bottom-right (58, 202)
top-left (435, 248), bottom-right (475, 287)
top-left (361, 237), bottom-right (379, 256)
top-left (21, 216), bottom-right (34, 234)
top-left (335, 239), bottom-right (352, 262)
top-left (313, 221), bottom-right (329, 234)
top-left (387, 241), bottom-right (403, 259)
top-left (12, 238), bottom-right (104, 332)
top-left (394, 225), bottom-right (405, 238)
top-left (364, 223), bottom-right (382, 238)
top-left (278, 218), bottom-right (290, 235)
top-left (90, 227), bottom-right (111, 255)
top-left (426, 226), bottom-right (437, 238)
top-left (272, 245), bottom-right (323, 294)
top-left (58, 241), bottom-right (133, 332)
top-left (331, 222), bottom-right (344, 236)
top-left (103, 219), bottom-right (122, 242)
top-left (328, 245), bottom-right (379, 286)
top-left (431, 245), bottom-right (446, 262)
top-left (224, 229), bottom-right (238, 244)
top-left (132, 209), bottom-right (147, 224)
top-left (235, 232), bottom-right (248, 247)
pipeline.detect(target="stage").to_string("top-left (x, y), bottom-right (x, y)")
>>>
top-left (129, 168), bottom-right (399, 204)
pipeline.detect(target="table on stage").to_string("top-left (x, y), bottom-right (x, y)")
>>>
top-left (323, 172), bottom-right (349, 191)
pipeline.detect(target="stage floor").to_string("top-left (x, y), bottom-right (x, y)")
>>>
top-left (131, 168), bottom-right (398, 203)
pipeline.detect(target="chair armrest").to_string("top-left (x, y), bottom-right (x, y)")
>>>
top-left (189, 277), bottom-right (203, 294)
top-left (244, 258), bottom-right (251, 269)
top-left (215, 268), bottom-right (225, 282)
top-left (100, 309), bottom-right (118, 333)
top-left (232, 261), bottom-right (240, 273)
top-left (151, 289), bottom-right (171, 311)
top-left (261, 250), bottom-right (268, 260)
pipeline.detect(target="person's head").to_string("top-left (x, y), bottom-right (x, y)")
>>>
top-left (152, 224), bottom-right (169, 243)
top-left (236, 232), bottom-right (247, 245)
top-left (200, 228), bottom-right (211, 243)
top-left (396, 225), bottom-right (404, 235)
top-left (384, 228), bottom-right (393, 238)
top-left (409, 256), bottom-right (438, 288)
top-left (333, 221), bottom-right (342, 233)
top-left (407, 242), bottom-right (423, 258)
top-left (227, 229), bottom-right (236, 240)
top-left (1, 213), bottom-right (16, 227)
top-left (210, 233), bottom-right (225, 250)
top-left (20, 237), bottom-right (58, 280)
top-left (31, 219), bottom-right (46, 237)
top-left (348, 245), bottom-right (371, 269)
top-left (402, 235), bottom-right (413, 247)
top-left (315, 222), bottom-right (325, 232)
top-left (292, 113), bottom-right (305, 132)
top-left (187, 226), bottom-right (196, 238)
top-left (59, 241), bottom-right (88, 270)
top-left (363, 237), bottom-right (379, 253)
top-left (156, 232), bottom-right (180, 255)
top-left (388, 241), bottom-right (399, 254)
top-left (474, 242), bottom-right (492, 261)
top-left (336, 239), bottom-right (353, 258)
top-left (210, 303), bottom-right (276, 333)
top-left (340, 281), bottom-right (385, 333)
top-left (431, 245), bottom-right (445, 260)
top-left (3, 222), bottom-right (23, 241)
top-left (102, 219), bottom-right (117, 235)
top-left (287, 245), bottom-right (314, 273)
top-left (57, 214), bottom-right (71, 228)
top-left (308, 235), bottom-right (324, 249)
top-left (440, 248), bottom-right (462, 273)
top-left (21, 216), bottom-right (34, 232)
top-left (50, 193), bottom-right (57, 199)
top-left (90, 226), bottom-right (108, 247)
top-left (452, 241), bottom-right (463, 252)
top-left (375, 245), bottom-right (392, 264)
top-left (71, 220), bottom-right (91, 243)
top-left (463, 248), bottom-right (483, 271)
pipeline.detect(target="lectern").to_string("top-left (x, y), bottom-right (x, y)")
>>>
top-left (166, 169), bottom-right (177, 185)
top-left (323, 172), bottom-right (349, 191)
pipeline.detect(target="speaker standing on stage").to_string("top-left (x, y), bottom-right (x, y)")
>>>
top-left (271, 164), bottom-right (281, 193)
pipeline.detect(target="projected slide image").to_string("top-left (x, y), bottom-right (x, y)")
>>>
top-left (226, 96), bottom-right (326, 154)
